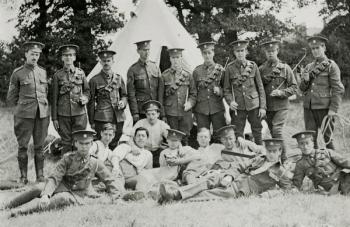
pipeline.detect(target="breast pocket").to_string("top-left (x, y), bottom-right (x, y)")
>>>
top-left (19, 78), bottom-right (34, 93)
top-left (316, 73), bottom-right (329, 86)
top-left (134, 73), bottom-right (148, 89)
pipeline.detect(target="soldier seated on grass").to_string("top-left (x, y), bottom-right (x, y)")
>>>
top-left (157, 126), bottom-right (294, 203)
top-left (292, 131), bottom-right (350, 195)
top-left (112, 127), bottom-right (153, 190)
top-left (5, 129), bottom-right (123, 218)
top-left (131, 100), bottom-right (170, 167)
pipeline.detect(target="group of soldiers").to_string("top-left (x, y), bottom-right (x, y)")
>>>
top-left (3, 34), bottom-right (349, 216)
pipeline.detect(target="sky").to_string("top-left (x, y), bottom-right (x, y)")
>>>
top-left (0, 0), bottom-right (325, 42)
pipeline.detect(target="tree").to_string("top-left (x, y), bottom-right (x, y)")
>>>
top-left (165, 0), bottom-right (293, 64)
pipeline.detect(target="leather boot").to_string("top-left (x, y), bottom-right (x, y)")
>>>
top-left (34, 154), bottom-right (45, 182)
top-left (18, 155), bottom-right (28, 184)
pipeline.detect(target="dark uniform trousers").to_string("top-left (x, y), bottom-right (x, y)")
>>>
top-left (57, 114), bottom-right (87, 152)
top-left (230, 108), bottom-right (262, 145)
top-left (304, 109), bottom-right (334, 149)
top-left (196, 111), bottom-right (226, 138)
top-left (167, 112), bottom-right (193, 145)
top-left (14, 110), bottom-right (49, 175)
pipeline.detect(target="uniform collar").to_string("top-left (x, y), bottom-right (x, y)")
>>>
top-left (101, 69), bottom-right (113, 79)
top-left (314, 56), bottom-right (328, 64)
top-left (63, 65), bottom-right (76, 73)
top-left (204, 61), bottom-right (215, 69)
top-left (75, 153), bottom-right (90, 163)
top-left (235, 59), bottom-right (248, 67)
top-left (138, 59), bottom-right (148, 66)
top-left (24, 63), bottom-right (36, 70)
top-left (267, 58), bottom-right (280, 67)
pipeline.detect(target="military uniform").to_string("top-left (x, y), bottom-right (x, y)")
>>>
top-left (300, 36), bottom-right (344, 149)
top-left (8, 130), bottom-right (123, 216)
top-left (6, 41), bottom-right (49, 183)
top-left (223, 40), bottom-right (266, 145)
top-left (259, 39), bottom-right (298, 161)
top-left (88, 73), bottom-right (127, 147)
top-left (52, 45), bottom-right (90, 153)
top-left (292, 131), bottom-right (350, 194)
top-left (158, 138), bottom-right (292, 202)
top-left (127, 40), bottom-right (164, 121)
top-left (162, 48), bottom-right (197, 143)
top-left (193, 42), bottom-right (226, 140)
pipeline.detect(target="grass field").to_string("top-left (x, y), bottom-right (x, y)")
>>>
top-left (1, 101), bottom-right (350, 226)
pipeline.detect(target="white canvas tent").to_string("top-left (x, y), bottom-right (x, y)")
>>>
top-left (47, 0), bottom-right (203, 136)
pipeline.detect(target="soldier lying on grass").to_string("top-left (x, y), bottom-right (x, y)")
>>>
top-left (292, 131), bottom-right (350, 195)
top-left (157, 131), bottom-right (294, 203)
top-left (4, 129), bottom-right (123, 217)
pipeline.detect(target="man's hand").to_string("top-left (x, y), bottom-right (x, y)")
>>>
top-left (117, 100), bottom-right (125, 109)
top-left (166, 157), bottom-right (179, 166)
top-left (236, 136), bottom-right (247, 150)
top-left (39, 195), bottom-right (50, 209)
top-left (229, 101), bottom-right (238, 111)
top-left (328, 109), bottom-right (336, 116)
top-left (270, 89), bottom-right (283, 97)
top-left (79, 95), bottom-right (88, 105)
top-left (301, 68), bottom-right (310, 82)
top-left (53, 120), bottom-right (59, 131)
top-left (162, 116), bottom-right (167, 123)
top-left (90, 123), bottom-right (95, 129)
top-left (132, 114), bottom-right (140, 123)
top-left (258, 108), bottom-right (266, 119)
top-left (220, 175), bottom-right (233, 187)
top-left (213, 86), bottom-right (221, 96)
top-left (184, 102), bottom-right (192, 112)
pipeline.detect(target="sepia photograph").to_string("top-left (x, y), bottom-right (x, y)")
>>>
top-left (0, 0), bottom-right (350, 226)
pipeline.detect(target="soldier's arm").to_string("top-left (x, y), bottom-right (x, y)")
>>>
top-left (329, 150), bottom-right (350, 169)
top-left (292, 160), bottom-right (307, 189)
top-left (51, 73), bottom-right (59, 120)
top-left (188, 74), bottom-right (197, 107)
top-left (87, 79), bottom-right (96, 125)
top-left (254, 64), bottom-right (267, 109)
top-left (177, 147), bottom-right (201, 164)
top-left (41, 156), bottom-right (69, 197)
top-left (279, 64), bottom-right (298, 98)
top-left (223, 66), bottom-right (233, 104)
top-left (299, 64), bottom-right (311, 92)
top-left (217, 67), bottom-right (225, 98)
top-left (82, 72), bottom-right (91, 101)
top-left (157, 69), bottom-right (165, 117)
top-left (126, 68), bottom-right (138, 116)
top-left (328, 62), bottom-right (345, 113)
top-left (95, 159), bottom-right (124, 194)
top-left (6, 72), bottom-right (19, 106)
top-left (119, 77), bottom-right (128, 108)
top-left (145, 152), bottom-right (153, 169)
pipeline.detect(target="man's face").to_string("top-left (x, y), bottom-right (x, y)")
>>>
top-left (197, 130), bottom-right (211, 148)
top-left (264, 48), bottom-right (279, 61)
top-left (297, 137), bottom-right (315, 155)
top-left (265, 147), bottom-right (282, 162)
top-left (25, 50), bottom-right (40, 66)
top-left (310, 44), bottom-right (326, 59)
top-left (146, 110), bottom-right (159, 124)
top-left (134, 130), bottom-right (148, 148)
top-left (167, 138), bottom-right (181, 150)
top-left (233, 48), bottom-right (247, 61)
top-left (220, 132), bottom-right (236, 150)
top-left (137, 47), bottom-right (150, 61)
top-left (170, 54), bottom-right (182, 69)
top-left (201, 49), bottom-right (215, 63)
top-left (75, 138), bottom-right (93, 155)
top-left (100, 129), bottom-right (115, 145)
top-left (100, 56), bottom-right (114, 71)
top-left (61, 51), bottom-right (76, 67)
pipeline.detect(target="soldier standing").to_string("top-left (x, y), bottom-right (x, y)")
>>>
top-left (259, 39), bottom-right (298, 161)
top-left (7, 41), bottom-right (49, 183)
top-left (223, 40), bottom-right (266, 145)
top-left (162, 48), bottom-right (197, 145)
top-left (127, 40), bottom-right (164, 123)
top-left (299, 35), bottom-right (345, 149)
top-left (88, 50), bottom-right (127, 149)
top-left (52, 44), bottom-right (90, 154)
top-left (192, 42), bottom-right (226, 141)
